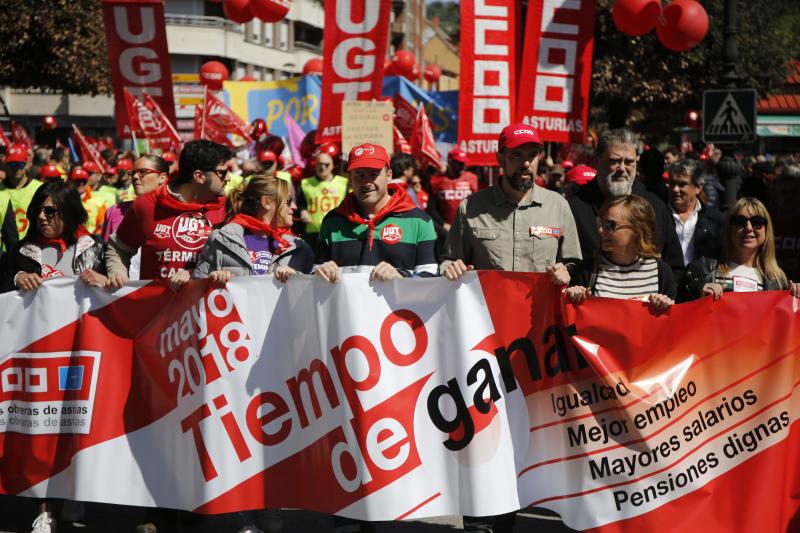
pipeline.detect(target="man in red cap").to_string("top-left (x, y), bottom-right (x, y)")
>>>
top-left (440, 124), bottom-right (580, 279)
top-left (563, 164), bottom-right (597, 200)
top-left (315, 142), bottom-right (437, 283)
top-left (38, 163), bottom-right (63, 181)
top-left (0, 143), bottom-right (42, 238)
top-left (429, 147), bottom-right (479, 230)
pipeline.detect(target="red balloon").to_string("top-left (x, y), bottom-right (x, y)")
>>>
top-left (392, 50), bottom-right (415, 76)
top-left (656, 0), bottom-right (709, 52)
top-left (42, 115), bottom-right (58, 130)
top-left (200, 61), bottom-right (229, 91)
top-left (404, 64), bottom-right (421, 81)
top-left (612, 0), bottom-right (661, 37)
top-left (302, 57), bottom-right (323, 75)
top-left (250, 0), bottom-right (290, 23)
top-left (423, 64), bottom-right (442, 84)
top-left (250, 118), bottom-right (268, 139)
top-left (239, 75), bottom-right (257, 81)
top-left (223, 0), bottom-right (254, 23)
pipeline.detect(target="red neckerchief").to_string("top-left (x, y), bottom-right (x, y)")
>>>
top-left (36, 225), bottom-right (91, 253)
top-left (334, 184), bottom-right (416, 250)
top-left (153, 183), bottom-right (226, 213)
top-left (229, 213), bottom-right (293, 251)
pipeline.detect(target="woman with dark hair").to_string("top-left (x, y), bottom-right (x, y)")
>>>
top-left (194, 175), bottom-right (314, 284)
top-left (4, 180), bottom-right (105, 292)
top-left (566, 194), bottom-right (676, 314)
top-left (679, 196), bottom-right (800, 301)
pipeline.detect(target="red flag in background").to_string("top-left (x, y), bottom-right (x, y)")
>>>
top-left (457, 0), bottom-right (518, 166)
top-left (193, 105), bottom-right (203, 141)
top-left (124, 89), bottom-right (177, 152)
top-left (0, 124), bottom-right (11, 147)
top-left (393, 125), bottom-right (411, 155)
top-left (516, 0), bottom-right (596, 143)
top-left (201, 88), bottom-right (253, 147)
top-left (143, 93), bottom-right (182, 151)
top-left (316, 0), bottom-right (392, 144)
top-left (393, 94), bottom-right (417, 140)
top-left (11, 121), bottom-right (32, 147)
top-left (411, 104), bottom-right (440, 170)
top-left (73, 124), bottom-right (113, 173)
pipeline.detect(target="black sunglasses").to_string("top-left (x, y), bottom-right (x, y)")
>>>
top-left (6, 162), bottom-right (25, 170)
top-left (205, 167), bottom-right (228, 178)
top-left (597, 218), bottom-right (632, 233)
top-left (730, 215), bottom-right (767, 229)
top-left (41, 206), bottom-right (60, 219)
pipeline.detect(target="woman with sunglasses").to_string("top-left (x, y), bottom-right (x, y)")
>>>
top-left (3, 180), bottom-right (105, 291)
top-left (194, 175), bottom-right (314, 284)
top-left (565, 194), bottom-right (676, 314)
top-left (101, 154), bottom-right (168, 241)
top-left (679, 196), bottom-right (800, 300)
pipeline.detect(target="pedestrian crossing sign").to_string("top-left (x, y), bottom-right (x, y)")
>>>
top-left (702, 88), bottom-right (757, 144)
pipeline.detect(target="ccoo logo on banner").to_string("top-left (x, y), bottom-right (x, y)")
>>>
top-left (517, 0), bottom-right (596, 144)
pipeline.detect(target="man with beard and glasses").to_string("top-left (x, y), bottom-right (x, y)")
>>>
top-left (439, 123), bottom-right (580, 285)
top-left (568, 128), bottom-right (684, 276)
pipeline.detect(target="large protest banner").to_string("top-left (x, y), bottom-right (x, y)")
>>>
top-left (0, 274), bottom-right (797, 531)
top-left (101, 0), bottom-right (176, 139)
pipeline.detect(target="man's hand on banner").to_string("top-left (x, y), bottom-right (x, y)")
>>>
top-left (547, 262), bottom-right (570, 286)
top-left (647, 294), bottom-right (674, 315)
top-left (442, 259), bottom-right (473, 281)
top-left (170, 269), bottom-right (191, 292)
top-left (315, 261), bottom-right (341, 283)
top-left (370, 261), bottom-right (403, 283)
top-left (565, 285), bottom-right (590, 304)
top-left (702, 282), bottom-right (725, 300)
top-left (106, 273), bottom-right (129, 290)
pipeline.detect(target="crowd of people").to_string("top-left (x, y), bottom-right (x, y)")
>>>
top-left (0, 123), bottom-right (799, 533)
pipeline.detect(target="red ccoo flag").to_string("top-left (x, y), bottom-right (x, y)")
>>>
top-left (201, 87), bottom-right (253, 147)
top-left (142, 92), bottom-right (182, 152)
top-left (124, 89), bottom-right (177, 153)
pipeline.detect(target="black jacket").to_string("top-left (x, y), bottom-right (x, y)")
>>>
top-left (568, 179), bottom-right (685, 276)
top-left (690, 204), bottom-right (724, 263)
top-left (677, 257), bottom-right (785, 302)
top-left (571, 255), bottom-right (677, 300)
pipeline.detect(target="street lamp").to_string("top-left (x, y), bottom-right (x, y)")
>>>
top-left (715, 0), bottom-right (744, 210)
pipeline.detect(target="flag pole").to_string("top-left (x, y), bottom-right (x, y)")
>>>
top-left (201, 85), bottom-right (208, 140)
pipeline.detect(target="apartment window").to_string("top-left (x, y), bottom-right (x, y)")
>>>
top-left (235, 62), bottom-right (247, 81)
top-left (279, 20), bottom-right (289, 51)
top-left (263, 68), bottom-right (274, 81)
top-left (264, 23), bottom-right (274, 47)
top-left (251, 20), bottom-right (262, 44)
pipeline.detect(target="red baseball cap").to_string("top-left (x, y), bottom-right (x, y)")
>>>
top-left (498, 123), bottom-right (542, 151)
top-left (565, 165), bottom-right (597, 185)
top-left (82, 161), bottom-right (101, 174)
top-left (162, 151), bottom-right (177, 163)
top-left (258, 150), bottom-right (277, 163)
top-left (561, 160), bottom-right (575, 170)
top-left (347, 143), bottom-right (390, 171)
top-left (69, 166), bottom-right (90, 181)
top-left (5, 144), bottom-right (28, 163)
top-left (448, 148), bottom-right (468, 163)
top-left (115, 158), bottom-right (133, 171)
top-left (39, 163), bottom-right (62, 180)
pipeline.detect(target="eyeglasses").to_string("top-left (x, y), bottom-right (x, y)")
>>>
top-left (127, 168), bottom-right (160, 178)
top-left (40, 206), bottom-right (60, 219)
top-left (207, 168), bottom-right (228, 178)
top-left (597, 218), bottom-right (632, 233)
top-left (730, 215), bottom-right (767, 229)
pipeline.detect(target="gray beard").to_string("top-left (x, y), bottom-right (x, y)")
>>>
top-left (507, 173), bottom-right (534, 192)
top-left (603, 175), bottom-right (633, 198)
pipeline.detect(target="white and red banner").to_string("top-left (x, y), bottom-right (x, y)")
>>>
top-left (72, 124), bottom-right (114, 174)
top-left (0, 274), bottom-right (798, 531)
top-left (316, 0), bottom-right (392, 144)
top-left (102, 0), bottom-right (176, 139)
top-left (516, 0), bottom-right (595, 143)
top-left (458, 0), bottom-right (518, 166)
top-left (123, 89), bottom-right (181, 153)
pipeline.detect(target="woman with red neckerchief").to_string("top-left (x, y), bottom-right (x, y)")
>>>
top-left (194, 175), bottom-right (314, 284)
top-left (4, 179), bottom-right (105, 293)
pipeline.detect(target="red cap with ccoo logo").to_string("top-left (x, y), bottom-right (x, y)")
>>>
top-left (498, 123), bottom-right (542, 151)
top-left (565, 165), bottom-right (597, 185)
top-left (448, 148), bottom-right (468, 163)
top-left (39, 163), bottom-right (62, 180)
top-left (347, 143), bottom-right (390, 171)
top-left (69, 166), bottom-right (90, 181)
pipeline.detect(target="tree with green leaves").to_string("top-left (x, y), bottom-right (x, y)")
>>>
top-left (0, 0), bottom-right (111, 96)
